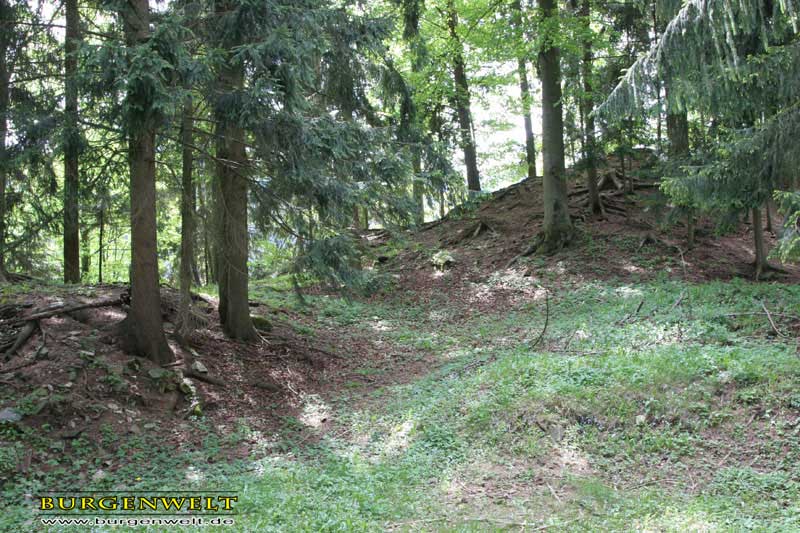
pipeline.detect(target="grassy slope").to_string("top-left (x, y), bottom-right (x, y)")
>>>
top-left (7, 271), bottom-right (800, 532)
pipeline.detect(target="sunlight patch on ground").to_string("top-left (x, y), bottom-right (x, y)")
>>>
top-left (370, 318), bottom-right (393, 332)
top-left (555, 429), bottom-right (592, 476)
top-left (381, 419), bottom-right (415, 455)
top-left (184, 466), bottom-right (204, 484)
top-left (428, 309), bottom-right (450, 322)
top-left (615, 285), bottom-right (644, 298)
top-left (98, 308), bottom-right (126, 321)
top-left (635, 508), bottom-right (720, 532)
top-left (299, 394), bottom-right (330, 428)
top-left (442, 347), bottom-right (474, 360)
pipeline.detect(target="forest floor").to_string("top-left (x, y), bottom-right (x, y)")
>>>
top-left (3, 162), bottom-right (800, 531)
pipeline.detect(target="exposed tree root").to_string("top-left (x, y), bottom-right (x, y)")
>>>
top-left (529, 227), bottom-right (574, 256)
top-left (3, 320), bottom-right (38, 360)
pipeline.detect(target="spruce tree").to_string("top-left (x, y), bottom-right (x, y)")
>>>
top-left (63, 0), bottom-right (81, 283)
top-left (117, 0), bottom-right (174, 364)
top-left (212, 0), bottom-right (258, 341)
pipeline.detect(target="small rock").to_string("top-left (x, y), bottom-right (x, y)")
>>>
top-left (191, 361), bottom-right (208, 374)
top-left (92, 469), bottom-right (106, 482)
top-left (432, 250), bottom-right (456, 271)
top-left (0, 407), bottom-right (22, 423)
top-left (635, 414), bottom-right (647, 426)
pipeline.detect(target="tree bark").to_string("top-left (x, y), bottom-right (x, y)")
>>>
top-left (579, 0), bottom-right (600, 214)
top-left (0, 0), bottom-right (10, 281)
top-left (536, 0), bottom-right (573, 252)
top-left (80, 225), bottom-right (90, 278)
top-left (518, 59), bottom-right (537, 181)
top-left (765, 197), bottom-right (773, 233)
top-left (667, 111), bottom-right (689, 156)
top-left (63, 0), bottom-right (81, 283)
top-left (199, 180), bottom-right (212, 285)
top-left (118, 0), bottom-right (174, 364)
top-left (513, 0), bottom-right (536, 181)
top-left (752, 206), bottom-right (767, 280)
top-left (178, 96), bottom-right (195, 335)
top-left (98, 206), bottom-right (104, 284)
top-left (214, 0), bottom-right (257, 341)
top-left (667, 109), bottom-right (693, 245)
top-left (446, 0), bottom-right (480, 193)
top-left (412, 153), bottom-right (424, 225)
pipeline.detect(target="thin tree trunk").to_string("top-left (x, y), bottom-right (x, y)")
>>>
top-left (178, 96), bottom-right (195, 335)
top-left (518, 59), bottom-right (537, 181)
top-left (412, 153), bottom-right (424, 225)
top-left (98, 207), bottom-right (104, 284)
top-left (513, 0), bottom-right (536, 181)
top-left (446, 0), bottom-right (480, 193)
top-left (80, 225), bottom-right (90, 278)
top-left (579, 0), bottom-right (600, 214)
top-left (63, 0), bottom-right (81, 283)
top-left (0, 0), bottom-right (10, 282)
top-left (536, 0), bottom-right (572, 252)
top-left (215, 0), bottom-right (257, 341)
top-left (752, 206), bottom-right (767, 279)
top-left (118, 0), bottom-right (174, 364)
top-left (199, 181), bottom-right (211, 285)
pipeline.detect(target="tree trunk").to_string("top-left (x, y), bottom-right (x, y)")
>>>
top-left (118, 0), bottom-right (174, 364)
top-left (199, 181), bottom-right (212, 285)
top-left (80, 225), bottom-right (90, 278)
top-left (178, 96), bottom-right (195, 335)
top-left (63, 0), bottom-right (81, 283)
top-left (446, 0), bottom-right (480, 193)
top-left (98, 207), bottom-right (104, 284)
top-left (652, 4), bottom-right (663, 153)
top-left (513, 0), bottom-right (536, 180)
top-left (0, 0), bottom-right (9, 282)
top-left (765, 198), bottom-right (773, 233)
top-left (667, 111), bottom-right (689, 156)
top-left (752, 206), bottom-right (768, 279)
top-left (579, 0), bottom-right (600, 214)
top-left (214, 0), bottom-right (257, 341)
top-left (518, 59), bottom-right (537, 181)
top-left (536, 0), bottom-right (573, 253)
top-left (412, 153), bottom-right (424, 225)
top-left (667, 108), bottom-right (692, 244)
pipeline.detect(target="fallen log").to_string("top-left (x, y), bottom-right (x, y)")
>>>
top-left (2, 298), bottom-right (122, 327)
